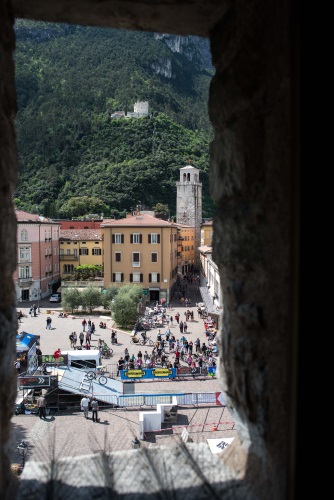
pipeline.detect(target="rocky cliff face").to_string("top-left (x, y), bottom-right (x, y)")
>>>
top-left (153, 33), bottom-right (213, 71)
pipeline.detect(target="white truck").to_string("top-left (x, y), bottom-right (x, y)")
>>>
top-left (60, 350), bottom-right (102, 371)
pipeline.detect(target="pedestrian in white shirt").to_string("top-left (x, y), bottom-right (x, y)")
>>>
top-left (81, 395), bottom-right (90, 419)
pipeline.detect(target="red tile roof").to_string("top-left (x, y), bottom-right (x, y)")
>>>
top-left (101, 214), bottom-right (175, 227)
top-left (60, 229), bottom-right (102, 241)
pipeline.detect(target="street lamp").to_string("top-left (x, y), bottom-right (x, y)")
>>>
top-left (17, 440), bottom-right (28, 467)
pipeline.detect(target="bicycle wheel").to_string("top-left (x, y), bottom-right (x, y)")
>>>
top-left (98, 375), bottom-right (108, 385)
top-left (86, 371), bottom-right (95, 380)
top-left (148, 339), bottom-right (155, 346)
top-left (108, 347), bottom-right (113, 355)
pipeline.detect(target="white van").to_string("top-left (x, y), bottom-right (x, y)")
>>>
top-left (61, 350), bottom-right (102, 371)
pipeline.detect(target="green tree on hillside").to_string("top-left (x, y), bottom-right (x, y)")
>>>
top-left (59, 197), bottom-right (108, 218)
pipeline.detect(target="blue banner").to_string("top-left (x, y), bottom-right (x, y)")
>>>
top-left (120, 367), bottom-right (176, 380)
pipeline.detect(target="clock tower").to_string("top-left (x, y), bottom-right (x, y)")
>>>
top-left (176, 162), bottom-right (202, 269)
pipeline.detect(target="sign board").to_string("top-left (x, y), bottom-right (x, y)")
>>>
top-left (181, 428), bottom-right (190, 443)
top-left (120, 367), bottom-right (176, 380)
top-left (142, 289), bottom-right (148, 295)
top-left (42, 354), bottom-right (68, 365)
top-left (207, 437), bottom-right (235, 454)
top-left (18, 376), bottom-right (51, 388)
top-left (215, 392), bottom-right (225, 406)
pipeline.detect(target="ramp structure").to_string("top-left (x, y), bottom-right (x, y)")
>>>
top-left (56, 366), bottom-right (123, 404)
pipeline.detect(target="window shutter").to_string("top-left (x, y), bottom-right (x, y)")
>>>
top-left (148, 234), bottom-right (151, 243)
top-left (140, 274), bottom-right (143, 283)
top-left (130, 234), bottom-right (133, 243)
top-left (157, 234), bottom-right (160, 243)
top-left (139, 234), bottom-right (142, 243)
top-left (130, 274), bottom-right (133, 282)
top-left (121, 273), bottom-right (124, 282)
top-left (157, 273), bottom-right (160, 282)
top-left (149, 274), bottom-right (152, 283)
top-left (112, 234), bottom-right (115, 243)
top-left (112, 273), bottom-right (115, 281)
top-left (121, 234), bottom-right (124, 243)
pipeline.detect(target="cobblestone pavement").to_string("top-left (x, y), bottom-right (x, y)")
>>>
top-left (12, 281), bottom-right (235, 466)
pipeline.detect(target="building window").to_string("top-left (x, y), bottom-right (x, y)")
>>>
top-left (131, 233), bottom-right (142, 244)
top-left (151, 252), bottom-right (158, 263)
top-left (20, 229), bottom-right (28, 241)
top-left (130, 273), bottom-right (143, 283)
top-left (148, 233), bottom-right (160, 244)
top-left (112, 272), bottom-right (124, 283)
top-left (66, 249), bottom-right (71, 255)
top-left (64, 264), bottom-right (74, 273)
top-left (19, 246), bottom-right (31, 262)
top-left (74, 249), bottom-right (78, 257)
top-left (79, 248), bottom-right (89, 255)
top-left (60, 249), bottom-right (64, 256)
top-left (92, 248), bottom-right (102, 256)
top-left (132, 252), bottom-right (140, 267)
top-left (115, 252), bottom-right (122, 262)
top-left (149, 273), bottom-right (160, 283)
top-left (19, 266), bottom-right (30, 279)
top-left (112, 234), bottom-right (124, 244)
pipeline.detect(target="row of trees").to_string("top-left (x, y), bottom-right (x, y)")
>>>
top-left (61, 284), bottom-right (143, 327)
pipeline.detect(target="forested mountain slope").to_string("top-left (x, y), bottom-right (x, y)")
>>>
top-left (13, 20), bottom-right (215, 219)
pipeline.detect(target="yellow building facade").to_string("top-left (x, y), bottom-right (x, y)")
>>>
top-left (59, 229), bottom-right (103, 278)
top-left (200, 220), bottom-right (213, 246)
top-left (176, 224), bottom-right (195, 275)
top-left (102, 214), bottom-right (179, 304)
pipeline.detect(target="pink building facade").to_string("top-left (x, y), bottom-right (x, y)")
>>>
top-left (14, 211), bottom-right (61, 303)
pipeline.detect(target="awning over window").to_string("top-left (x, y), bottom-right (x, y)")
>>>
top-left (199, 287), bottom-right (221, 322)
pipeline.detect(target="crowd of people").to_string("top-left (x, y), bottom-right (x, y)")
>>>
top-left (117, 325), bottom-right (217, 376)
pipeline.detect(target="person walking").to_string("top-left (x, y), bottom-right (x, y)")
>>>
top-left (91, 397), bottom-right (99, 422)
top-left (82, 319), bottom-right (87, 332)
top-left (46, 316), bottom-right (52, 329)
top-left (79, 331), bottom-right (84, 347)
top-left (37, 394), bottom-right (47, 419)
top-left (54, 348), bottom-right (61, 367)
top-left (69, 332), bottom-right (74, 349)
top-left (195, 338), bottom-right (201, 353)
top-left (80, 395), bottom-right (90, 419)
top-left (73, 331), bottom-right (77, 349)
top-left (14, 358), bottom-right (20, 374)
top-left (117, 357), bottom-right (125, 376)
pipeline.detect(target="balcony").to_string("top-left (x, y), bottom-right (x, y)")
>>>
top-left (60, 254), bottom-right (79, 261)
top-left (18, 277), bottom-right (34, 286)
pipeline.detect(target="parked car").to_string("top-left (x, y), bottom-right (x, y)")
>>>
top-left (50, 293), bottom-right (61, 303)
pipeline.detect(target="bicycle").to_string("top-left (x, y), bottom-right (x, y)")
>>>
top-left (85, 366), bottom-right (111, 385)
top-left (139, 336), bottom-right (155, 346)
top-left (93, 345), bottom-right (113, 357)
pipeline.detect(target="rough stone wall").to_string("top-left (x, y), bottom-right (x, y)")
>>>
top-left (208, 0), bottom-right (293, 497)
top-left (0, 0), bottom-right (20, 497)
top-left (1, 0), bottom-right (297, 498)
